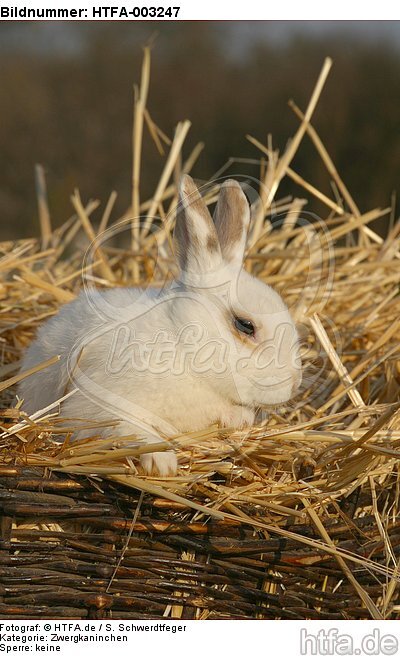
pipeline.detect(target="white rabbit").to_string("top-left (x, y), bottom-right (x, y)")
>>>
top-left (18, 175), bottom-right (302, 476)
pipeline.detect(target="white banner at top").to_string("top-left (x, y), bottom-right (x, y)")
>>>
top-left (1, 0), bottom-right (400, 20)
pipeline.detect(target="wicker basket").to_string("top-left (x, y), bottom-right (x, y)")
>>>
top-left (0, 464), bottom-right (398, 620)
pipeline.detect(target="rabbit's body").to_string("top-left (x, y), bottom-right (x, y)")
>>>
top-left (18, 177), bottom-right (302, 475)
top-left (20, 286), bottom-right (255, 428)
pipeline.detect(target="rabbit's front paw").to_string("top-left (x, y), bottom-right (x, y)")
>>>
top-left (140, 451), bottom-right (178, 477)
top-left (220, 406), bottom-right (255, 430)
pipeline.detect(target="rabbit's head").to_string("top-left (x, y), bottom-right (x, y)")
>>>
top-left (170, 175), bottom-right (302, 410)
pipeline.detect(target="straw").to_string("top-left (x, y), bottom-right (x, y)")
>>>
top-left (35, 164), bottom-right (52, 249)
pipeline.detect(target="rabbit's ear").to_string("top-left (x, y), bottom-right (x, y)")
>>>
top-left (175, 175), bottom-right (222, 276)
top-left (213, 179), bottom-right (250, 268)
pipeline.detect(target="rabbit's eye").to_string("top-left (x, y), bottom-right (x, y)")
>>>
top-left (234, 316), bottom-right (255, 336)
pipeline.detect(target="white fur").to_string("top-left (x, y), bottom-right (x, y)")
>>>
top-left (18, 176), bottom-right (302, 476)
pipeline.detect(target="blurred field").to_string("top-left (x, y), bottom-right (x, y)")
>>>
top-left (1, 22), bottom-right (400, 239)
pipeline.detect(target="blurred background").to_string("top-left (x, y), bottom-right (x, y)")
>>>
top-left (1, 21), bottom-right (400, 239)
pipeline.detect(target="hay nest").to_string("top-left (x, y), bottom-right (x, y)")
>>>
top-left (1, 54), bottom-right (400, 620)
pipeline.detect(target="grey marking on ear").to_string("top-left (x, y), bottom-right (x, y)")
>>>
top-left (174, 174), bottom-right (222, 277)
top-left (213, 179), bottom-right (250, 266)
top-left (207, 233), bottom-right (220, 253)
